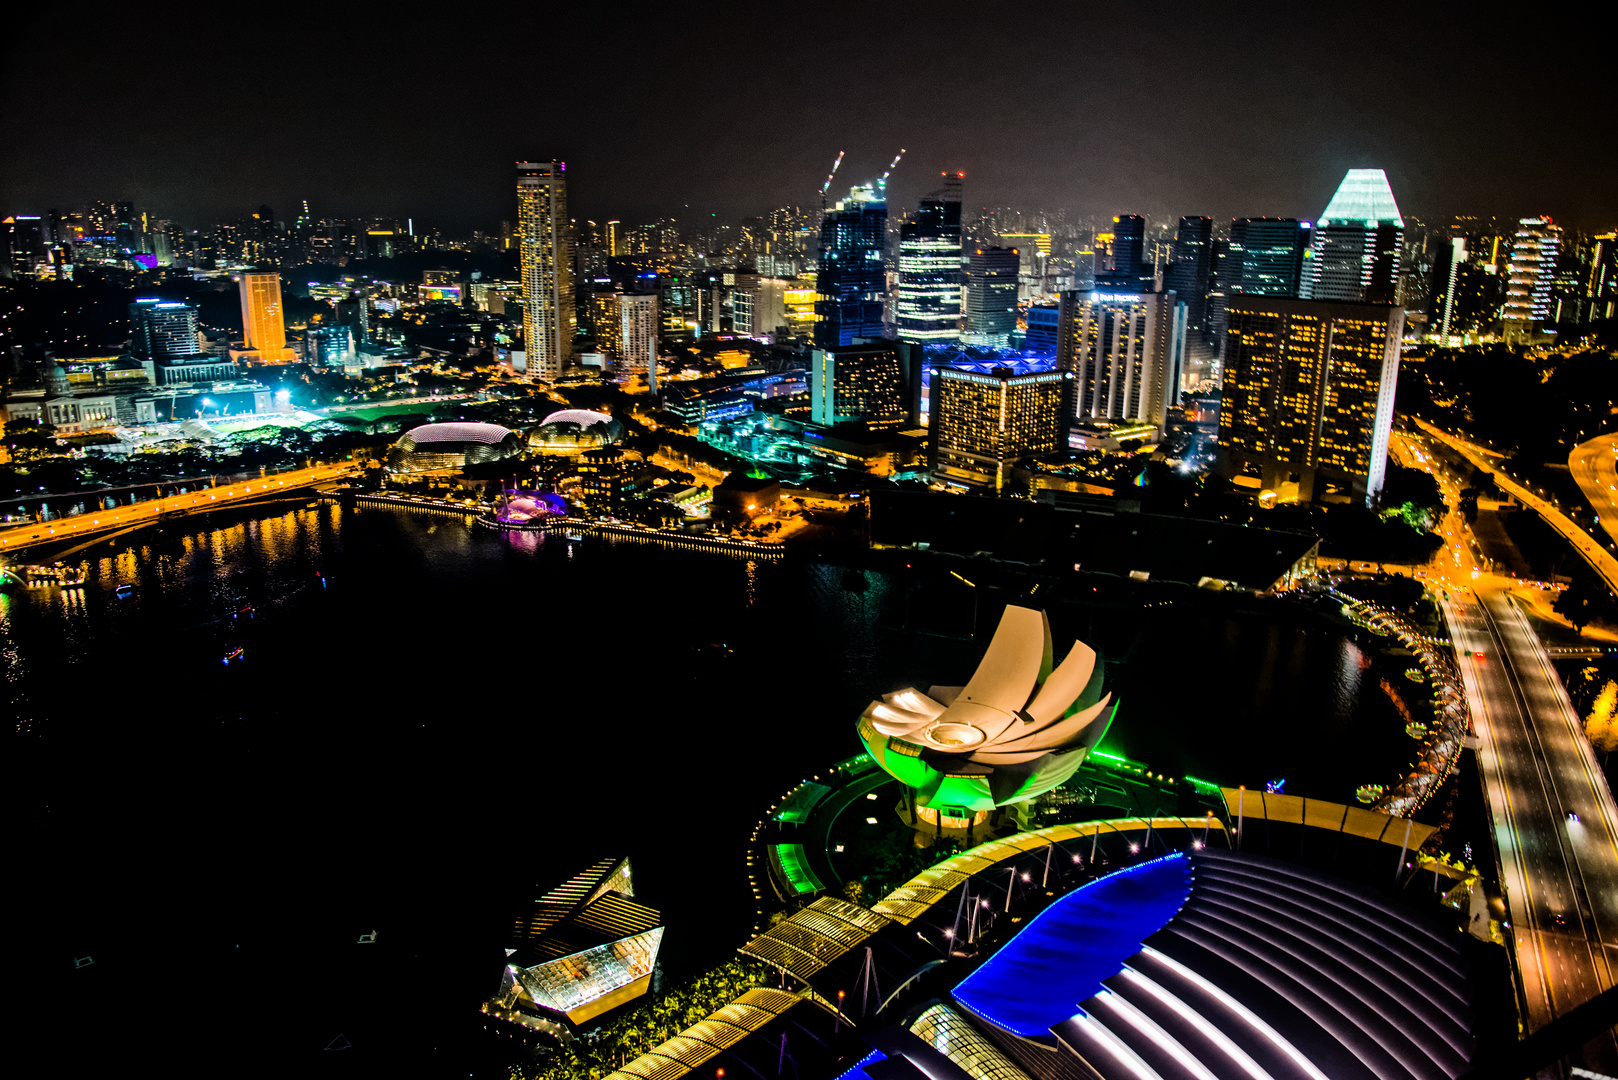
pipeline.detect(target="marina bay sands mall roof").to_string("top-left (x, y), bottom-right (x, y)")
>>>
top-left (945, 848), bottom-right (1476, 1080)
top-left (612, 835), bottom-right (1480, 1080)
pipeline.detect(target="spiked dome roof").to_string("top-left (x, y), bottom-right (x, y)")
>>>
top-left (1318, 168), bottom-right (1404, 228)
top-left (857, 606), bottom-right (1115, 812)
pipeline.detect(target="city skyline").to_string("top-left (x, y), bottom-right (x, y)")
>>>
top-left (2, 4), bottom-right (1613, 231)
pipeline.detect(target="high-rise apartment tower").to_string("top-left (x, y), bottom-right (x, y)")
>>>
top-left (516, 160), bottom-right (576, 380)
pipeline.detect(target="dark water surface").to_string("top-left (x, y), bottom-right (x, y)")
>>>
top-left (6, 503), bottom-right (1415, 1076)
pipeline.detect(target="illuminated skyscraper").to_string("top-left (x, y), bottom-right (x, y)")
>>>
top-left (896, 173), bottom-right (964, 343)
top-left (129, 298), bottom-right (201, 360)
top-left (1501, 216), bottom-right (1560, 333)
top-left (238, 272), bottom-right (295, 360)
top-left (963, 246), bottom-right (1019, 345)
top-left (930, 366), bottom-right (1071, 491)
top-left (815, 183), bottom-right (887, 347)
top-left (1057, 288), bottom-right (1182, 427)
top-left (1163, 216), bottom-right (1212, 336)
top-left (1300, 169), bottom-right (1403, 304)
top-left (516, 160), bottom-right (576, 380)
top-left (1227, 218), bottom-right (1312, 297)
top-left (1097, 214), bottom-right (1150, 290)
top-left (1430, 236), bottom-right (1469, 346)
top-left (809, 341), bottom-right (910, 428)
top-left (1220, 295), bottom-right (1403, 504)
top-left (307, 325), bottom-right (354, 368)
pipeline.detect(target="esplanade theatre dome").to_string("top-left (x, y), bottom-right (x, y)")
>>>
top-left (530, 408), bottom-right (624, 454)
top-left (387, 422), bottom-right (525, 472)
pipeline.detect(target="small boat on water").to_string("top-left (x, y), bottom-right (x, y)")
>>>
top-left (114, 584), bottom-right (135, 598)
top-left (222, 647), bottom-right (245, 665)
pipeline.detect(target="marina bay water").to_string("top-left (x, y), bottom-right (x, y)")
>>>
top-left (7, 502), bottom-right (1414, 1073)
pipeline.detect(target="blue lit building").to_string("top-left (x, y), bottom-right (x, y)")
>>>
top-left (919, 343), bottom-right (1057, 426)
top-left (1025, 303), bottom-right (1059, 352)
top-left (816, 184), bottom-right (888, 347)
top-left (896, 174), bottom-right (963, 343)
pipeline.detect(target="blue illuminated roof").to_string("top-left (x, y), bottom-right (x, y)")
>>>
top-left (952, 854), bottom-right (1191, 1038)
top-left (1318, 168), bottom-right (1404, 228)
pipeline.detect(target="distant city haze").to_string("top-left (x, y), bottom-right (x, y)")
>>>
top-left (2, 3), bottom-right (1612, 228)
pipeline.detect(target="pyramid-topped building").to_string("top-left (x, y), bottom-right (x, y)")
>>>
top-left (1301, 168), bottom-right (1405, 305)
top-left (1317, 167), bottom-right (1405, 228)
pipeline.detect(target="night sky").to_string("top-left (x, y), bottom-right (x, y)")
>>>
top-left (3, 1), bottom-right (1613, 231)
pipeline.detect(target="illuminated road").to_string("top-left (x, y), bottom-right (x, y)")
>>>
top-left (1416, 418), bottom-right (1618, 599)
top-left (1390, 427), bottom-right (1617, 1069)
top-left (1570, 434), bottom-right (1618, 547)
top-left (0, 463), bottom-right (359, 554)
top-left (1446, 590), bottom-right (1618, 1071)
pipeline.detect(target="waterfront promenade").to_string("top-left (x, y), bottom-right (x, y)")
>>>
top-left (0, 463), bottom-right (359, 554)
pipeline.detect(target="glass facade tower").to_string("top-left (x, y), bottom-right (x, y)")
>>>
top-left (896, 173), bottom-right (964, 343)
top-left (1227, 219), bottom-right (1312, 297)
top-left (516, 160), bottom-right (576, 380)
top-left (815, 184), bottom-right (888, 347)
top-left (1163, 216), bottom-right (1212, 337)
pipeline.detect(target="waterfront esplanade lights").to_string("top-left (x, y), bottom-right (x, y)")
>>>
top-left (857, 605), bottom-right (1114, 818)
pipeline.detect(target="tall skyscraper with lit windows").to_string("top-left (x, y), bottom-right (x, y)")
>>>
top-left (1299, 169), bottom-right (1403, 305)
top-left (1220, 294), bottom-right (1403, 504)
top-left (1227, 218), bottom-right (1312, 297)
top-left (1501, 216), bottom-right (1561, 332)
top-left (516, 160), bottom-right (576, 379)
top-left (1056, 288), bottom-right (1181, 428)
top-left (815, 183), bottom-right (888, 347)
top-left (929, 366), bottom-right (1071, 492)
top-left (238, 272), bottom-right (295, 361)
top-left (963, 246), bottom-right (1019, 344)
top-left (896, 173), bottom-right (964, 342)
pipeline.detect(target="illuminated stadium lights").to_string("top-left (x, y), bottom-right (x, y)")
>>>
top-left (858, 605), bottom-right (1114, 817)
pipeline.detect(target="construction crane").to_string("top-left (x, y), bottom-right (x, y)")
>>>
top-left (820, 151), bottom-right (846, 209)
top-left (879, 148), bottom-right (907, 188)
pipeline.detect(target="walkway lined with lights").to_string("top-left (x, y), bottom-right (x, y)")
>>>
top-left (0, 463), bottom-right (359, 553)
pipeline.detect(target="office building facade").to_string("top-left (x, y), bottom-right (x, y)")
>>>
top-left (1163, 216), bottom-right (1213, 337)
top-left (963, 246), bottom-right (1019, 344)
top-left (1097, 214), bottom-right (1151, 290)
top-left (1220, 295), bottom-right (1403, 504)
top-left (896, 174), bottom-right (964, 343)
top-left (1227, 218), bottom-right (1312, 297)
top-left (815, 185), bottom-right (887, 347)
top-left (1501, 215), bottom-right (1561, 332)
top-left (1056, 288), bottom-right (1181, 428)
top-left (516, 160), bottom-right (576, 380)
top-left (129, 298), bottom-right (202, 361)
top-left (307, 325), bottom-right (354, 368)
top-left (1300, 169), bottom-right (1403, 305)
top-left (930, 366), bottom-right (1071, 491)
top-left (809, 341), bottom-right (909, 429)
top-left (237, 272), bottom-right (295, 361)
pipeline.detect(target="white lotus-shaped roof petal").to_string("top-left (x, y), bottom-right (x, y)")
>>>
top-left (862, 605), bottom-right (1110, 760)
